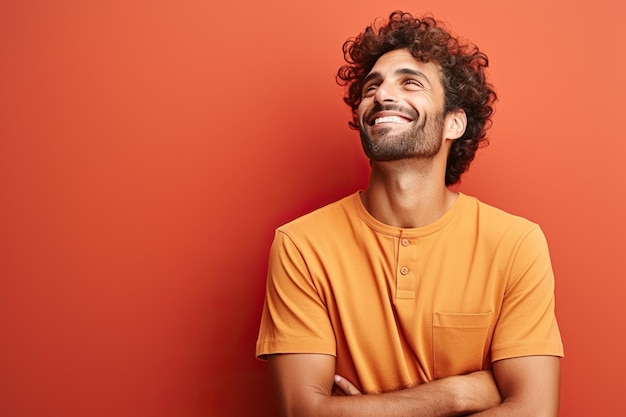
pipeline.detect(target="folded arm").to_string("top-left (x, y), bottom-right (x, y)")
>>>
top-left (331, 355), bottom-right (560, 417)
top-left (268, 353), bottom-right (501, 417)
top-left (469, 355), bottom-right (560, 417)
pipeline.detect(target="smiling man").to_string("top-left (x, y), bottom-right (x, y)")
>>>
top-left (257, 10), bottom-right (563, 417)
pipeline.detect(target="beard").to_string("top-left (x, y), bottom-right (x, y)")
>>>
top-left (359, 104), bottom-right (445, 162)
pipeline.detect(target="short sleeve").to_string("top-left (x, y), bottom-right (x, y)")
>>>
top-left (255, 230), bottom-right (336, 359)
top-left (491, 225), bottom-right (564, 361)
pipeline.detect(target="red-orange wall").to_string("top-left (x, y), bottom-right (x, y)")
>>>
top-left (1, 1), bottom-right (624, 416)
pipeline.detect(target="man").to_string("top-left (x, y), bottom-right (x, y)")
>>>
top-left (256, 10), bottom-right (563, 416)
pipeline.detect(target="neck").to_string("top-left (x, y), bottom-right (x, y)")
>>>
top-left (361, 158), bottom-right (457, 228)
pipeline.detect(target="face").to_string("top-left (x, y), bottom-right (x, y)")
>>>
top-left (357, 48), bottom-right (447, 162)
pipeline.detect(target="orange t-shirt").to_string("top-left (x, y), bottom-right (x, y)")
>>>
top-left (256, 192), bottom-right (563, 394)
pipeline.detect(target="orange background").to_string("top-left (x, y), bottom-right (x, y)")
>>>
top-left (1, 1), bottom-right (624, 416)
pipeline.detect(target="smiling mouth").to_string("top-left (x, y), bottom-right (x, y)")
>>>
top-left (372, 115), bottom-right (411, 126)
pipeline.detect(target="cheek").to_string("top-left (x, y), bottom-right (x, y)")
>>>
top-left (356, 102), bottom-right (368, 124)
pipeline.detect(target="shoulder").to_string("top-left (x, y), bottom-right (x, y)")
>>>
top-left (458, 194), bottom-right (549, 254)
top-left (277, 193), bottom-right (359, 239)
top-left (461, 194), bottom-right (540, 234)
top-left (268, 193), bottom-right (362, 273)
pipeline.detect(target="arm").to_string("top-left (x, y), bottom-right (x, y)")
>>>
top-left (467, 226), bottom-right (562, 416)
top-left (268, 353), bottom-right (501, 417)
top-left (469, 355), bottom-right (560, 417)
top-left (329, 355), bottom-right (560, 417)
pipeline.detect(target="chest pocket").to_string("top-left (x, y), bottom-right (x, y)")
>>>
top-left (433, 311), bottom-right (493, 379)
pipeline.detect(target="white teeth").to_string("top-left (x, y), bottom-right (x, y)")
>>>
top-left (374, 116), bottom-right (409, 125)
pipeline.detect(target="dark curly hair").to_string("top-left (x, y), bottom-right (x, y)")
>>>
top-left (337, 10), bottom-right (497, 185)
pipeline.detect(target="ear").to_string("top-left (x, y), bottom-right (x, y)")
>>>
top-left (443, 109), bottom-right (467, 140)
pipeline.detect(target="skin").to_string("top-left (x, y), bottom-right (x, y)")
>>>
top-left (356, 48), bottom-right (462, 228)
top-left (333, 356), bottom-right (561, 417)
top-left (269, 353), bottom-right (501, 417)
top-left (268, 48), bottom-right (561, 417)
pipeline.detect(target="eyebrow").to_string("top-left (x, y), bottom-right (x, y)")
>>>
top-left (362, 67), bottom-right (432, 88)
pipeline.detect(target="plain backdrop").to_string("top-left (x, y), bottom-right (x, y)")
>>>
top-left (1, 1), bottom-right (625, 416)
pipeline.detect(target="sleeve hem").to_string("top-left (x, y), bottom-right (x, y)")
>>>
top-left (256, 339), bottom-right (336, 360)
top-left (491, 342), bottom-right (564, 362)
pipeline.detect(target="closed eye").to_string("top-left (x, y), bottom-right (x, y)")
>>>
top-left (362, 84), bottom-right (378, 98)
top-left (404, 79), bottom-right (424, 89)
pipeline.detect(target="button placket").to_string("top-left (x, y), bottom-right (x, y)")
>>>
top-left (396, 233), bottom-right (416, 300)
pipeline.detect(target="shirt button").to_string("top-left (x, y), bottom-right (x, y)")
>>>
top-left (401, 238), bottom-right (410, 247)
top-left (400, 266), bottom-right (409, 275)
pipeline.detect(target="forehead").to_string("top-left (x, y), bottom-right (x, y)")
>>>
top-left (367, 48), bottom-right (442, 86)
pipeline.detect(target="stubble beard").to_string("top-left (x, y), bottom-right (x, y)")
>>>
top-left (360, 110), bottom-right (445, 162)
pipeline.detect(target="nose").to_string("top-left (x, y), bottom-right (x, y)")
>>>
top-left (374, 81), bottom-right (397, 104)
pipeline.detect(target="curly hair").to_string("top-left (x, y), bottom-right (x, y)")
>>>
top-left (337, 10), bottom-right (497, 185)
